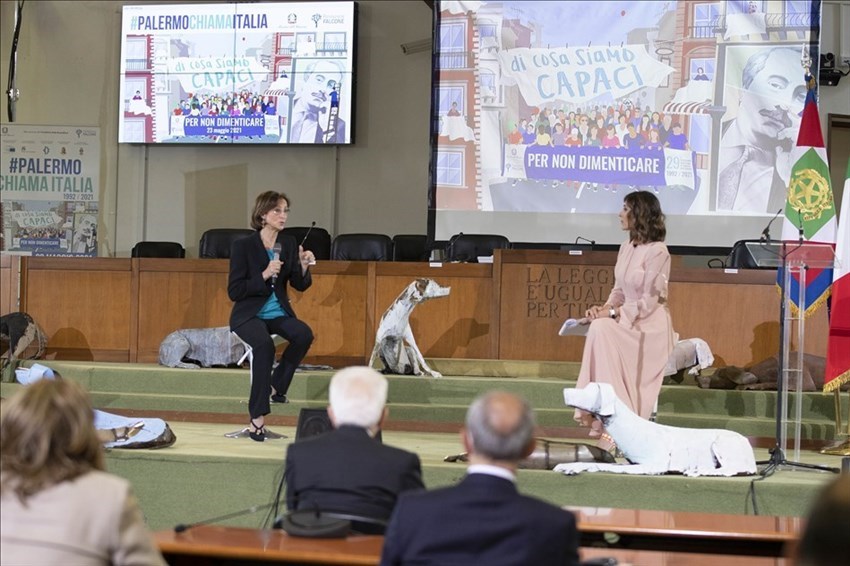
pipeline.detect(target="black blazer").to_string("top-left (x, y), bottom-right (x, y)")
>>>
top-left (284, 425), bottom-right (424, 527)
top-left (228, 231), bottom-right (312, 330)
top-left (380, 473), bottom-right (580, 566)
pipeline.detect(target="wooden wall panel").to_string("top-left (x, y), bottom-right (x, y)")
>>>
top-left (374, 267), bottom-right (494, 359)
top-left (0, 254), bottom-right (20, 315)
top-left (498, 251), bottom-right (616, 362)
top-left (291, 266), bottom-right (369, 359)
top-left (21, 258), bottom-right (132, 361)
top-left (17, 255), bottom-right (829, 367)
top-left (136, 271), bottom-right (232, 362)
top-left (669, 278), bottom-right (828, 367)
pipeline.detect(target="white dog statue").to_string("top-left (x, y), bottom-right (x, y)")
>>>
top-left (368, 278), bottom-right (450, 378)
top-left (554, 383), bottom-right (756, 477)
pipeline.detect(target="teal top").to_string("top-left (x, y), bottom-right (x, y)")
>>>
top-left (257, 249), bottom-right (287, 320)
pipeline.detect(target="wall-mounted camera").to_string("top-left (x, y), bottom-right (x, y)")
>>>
top-left (819, 52), bottom-right (846, 86)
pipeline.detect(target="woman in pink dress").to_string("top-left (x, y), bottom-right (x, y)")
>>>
top-left (574, 191), bottom-right (674, 453)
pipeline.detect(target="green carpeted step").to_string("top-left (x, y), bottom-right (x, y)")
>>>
top-left (7, 361), bottom-right (844, 443)
top-left (657, 413), bottom-right (839, 440)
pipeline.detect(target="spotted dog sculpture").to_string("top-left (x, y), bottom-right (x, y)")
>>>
top-left (158, 326), bottom-right (247, 369)
top-left (554, 383), bottom-right (756, 477)
top-left (368, 278), bottom-right (450, 378)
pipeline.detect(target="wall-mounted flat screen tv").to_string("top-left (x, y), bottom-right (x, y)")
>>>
top-left (118, 1), bottom-right (357, 145)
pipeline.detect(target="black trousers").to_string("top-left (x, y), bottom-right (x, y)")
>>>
top-left (234, 316), bottom-right (314, 419)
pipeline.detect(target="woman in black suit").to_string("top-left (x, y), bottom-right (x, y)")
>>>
top-left (228, 191), bottom-right (315, 441)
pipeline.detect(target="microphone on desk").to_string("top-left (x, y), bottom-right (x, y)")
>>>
top-left (796, 208), bottom-right (804, 243)
top-left (760, 208), bottom-right (784, 242)
top-left (445, 232), bottom-right (463, 262)
top-left (575, 236), bottom-right (596, 246)
top-left (271, 242), bottom-right (282, 287)
top-left (173, 503), bottom-right (275, 533)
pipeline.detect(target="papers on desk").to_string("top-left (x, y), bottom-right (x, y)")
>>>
top-left (558, 318), bottom-right (590, 336)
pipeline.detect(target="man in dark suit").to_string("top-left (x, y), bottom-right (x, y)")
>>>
top-left (380, 391), bottom-right (580, 566)
top-left (284, 366), bottom-right (424, 533)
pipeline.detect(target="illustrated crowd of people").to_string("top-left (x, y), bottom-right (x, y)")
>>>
top-left (171, 90), bottom-right (279, 119)
top-left (13, 225), bottom-right (63, 240)
top-left (507, 100), bottom-right (690, 151)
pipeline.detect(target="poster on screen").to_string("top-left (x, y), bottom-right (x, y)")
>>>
top-left (0, 124), bottom-right (101, 256)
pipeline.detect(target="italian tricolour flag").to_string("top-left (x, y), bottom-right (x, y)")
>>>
top-left (824, 159), bottom-right (850, 393)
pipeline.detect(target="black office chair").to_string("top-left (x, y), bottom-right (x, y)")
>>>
top-left (331, 234), bottom-right (394, 261)
top-left (446, 234), bottom-right (510, 263)
top-left (392, 234), bottom-right (429, 262)
top-left (198, 228), bottom-right (254, 259)
top-left (726, 239), bottom-right (772, 269)
top-left (283, 226), bottom-right (332, 261)
top-left (131, 241), bottom-right (185, 258)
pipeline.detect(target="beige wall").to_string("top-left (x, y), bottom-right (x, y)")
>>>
top-left (0, 0), bottom-right (433, 257)
top-left (1, 1), bottom-right (848, 257)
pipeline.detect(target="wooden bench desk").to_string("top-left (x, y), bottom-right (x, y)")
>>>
top-left (571, 507), bottom-right (801, 557)
top-left (155, 525), bottom-right (383, 565)
top-left (154, 507), bottom-right (801, 564)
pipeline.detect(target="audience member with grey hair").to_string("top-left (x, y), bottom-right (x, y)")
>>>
top-left (284, 366), bottom-right (423, 533)
top-left (328, 365), bottom-right (388, 431)
top-left (381, 391), bottom-right (579, 566)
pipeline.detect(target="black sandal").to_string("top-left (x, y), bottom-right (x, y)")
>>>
top-left (248, 418), bottom-right (265, 442)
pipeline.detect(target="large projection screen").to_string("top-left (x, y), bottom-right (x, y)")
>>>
top-left (430, 0), bottom-right (822, 246)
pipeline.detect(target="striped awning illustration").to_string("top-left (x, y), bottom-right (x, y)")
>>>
top-left (265, 88), bottom-right (290, 97)
top-left (662, 101), bottom-right (713, 115)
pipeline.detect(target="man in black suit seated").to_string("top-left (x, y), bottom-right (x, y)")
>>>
top-left (284, 366), bottom-right (424, 533)
top-left (380, 390), bottom-right (580, 566)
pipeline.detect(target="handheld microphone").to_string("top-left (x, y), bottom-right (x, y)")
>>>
top-left (300, 221), bottom-right (316, 248)
top-left (574, 236), bottom-right (596, 246)
top-left (760, 208), bottom-right (783, 242)
top-left (445, 232), bottom-right (463, 262)
top-left (174, 503), bottom-right (275, 534)
top-left (271, 242), bottom-right (282, 287)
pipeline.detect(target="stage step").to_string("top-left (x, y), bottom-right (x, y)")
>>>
top-left (4, 360), bottom-right (845, 442)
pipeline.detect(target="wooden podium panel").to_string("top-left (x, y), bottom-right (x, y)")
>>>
top-left (135, 259), bottom-right (232, 362)
top-left (497, 250), bottom-right (617, 362)
top-left (668, 269), bottom-right (827, 366)
top-left (18, 254), bottom-right (828, 366)
top-left (374, 262), bottom-right (494, 359)
top-left (291, 261), bottom-right (369, 361)
top-left (21, 257), bottom-right (133, 361)
top-left (0, 254), bottom-right (20, 315)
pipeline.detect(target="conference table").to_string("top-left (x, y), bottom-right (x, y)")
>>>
top-left (154, 507), bottom-right (801, 565)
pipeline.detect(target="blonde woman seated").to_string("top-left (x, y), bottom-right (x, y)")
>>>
top-left (0, 379), bottom-right (166, 566)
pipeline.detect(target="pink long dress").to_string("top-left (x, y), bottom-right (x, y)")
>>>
top-left (575, 240), bottom-right (674, 423)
